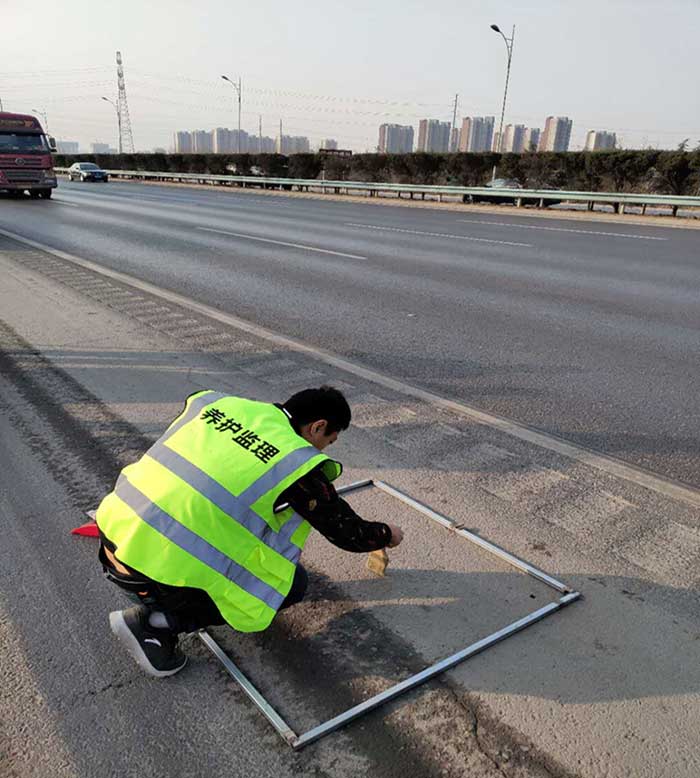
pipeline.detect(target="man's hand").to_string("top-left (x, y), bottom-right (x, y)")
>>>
top-left (386, 523), bottom-right (404, 548)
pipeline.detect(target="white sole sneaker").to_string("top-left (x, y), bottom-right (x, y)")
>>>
top-left (109, 610), bottom-right (187, 678)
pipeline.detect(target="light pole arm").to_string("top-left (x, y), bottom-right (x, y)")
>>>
top-left (101, 97), bottom-right (122, 154)
top-left (496, 27), bottom-right (514, 154)
top-left (221, 75), bottom-right (243, 154)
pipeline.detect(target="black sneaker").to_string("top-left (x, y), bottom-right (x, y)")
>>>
top-left (109, 606), bottom-right (187, 678)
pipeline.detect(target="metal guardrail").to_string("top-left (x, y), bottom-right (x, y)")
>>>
top-left (54, 168), bottom-right (700, 215)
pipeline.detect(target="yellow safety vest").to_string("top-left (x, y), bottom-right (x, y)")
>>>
top-left (96, 390), bottom-right (341, 632)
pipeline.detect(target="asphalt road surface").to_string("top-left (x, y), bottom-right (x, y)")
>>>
top-left (1, 179), bottom-right (697, 487)
top-left (2, 212), bottom-right (700, 778)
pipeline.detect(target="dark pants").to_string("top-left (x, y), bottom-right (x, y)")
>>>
top-left (99, 544), bottom-right (308, 634)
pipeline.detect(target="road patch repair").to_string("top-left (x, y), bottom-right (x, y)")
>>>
top-left (198, 478), bottom-right (580, 750)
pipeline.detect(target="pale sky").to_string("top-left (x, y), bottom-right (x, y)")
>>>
top-left (2, 0), bottom-right (699, 153)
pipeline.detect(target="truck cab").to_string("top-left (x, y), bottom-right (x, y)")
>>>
top-left (0, 112), bottom-right (57, 199)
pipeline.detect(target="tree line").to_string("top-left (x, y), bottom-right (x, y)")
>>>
top-left (55, 149), bottom-right (700, 195)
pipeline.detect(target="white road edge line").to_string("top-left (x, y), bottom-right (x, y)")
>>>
top-left (345, 222), bottom-right (532, 248)
top-left (197, 226), bottom-right (367, 260)
top-left (0, 225), bottom-right (698, 509)
top-left (457, 218), bottom-right (668, 241)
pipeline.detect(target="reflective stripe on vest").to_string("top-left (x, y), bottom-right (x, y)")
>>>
top-left (115, 475), bottom-right (287, 611)
top-left (161, 390), bottom-right (227, 441)
top-left (143, 438), bottom-right (318, 561)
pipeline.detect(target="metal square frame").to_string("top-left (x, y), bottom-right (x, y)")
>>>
top-left (198, 478), bottom-right (581, 750)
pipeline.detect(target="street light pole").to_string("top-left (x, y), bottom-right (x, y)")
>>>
top-left (101, 96), bottom-right (122, 154)
top-left (32, 108), bottom-right (49, 132)
top-left (490, 23), bottom-right (515, 181)
top-left (221, 75), bottom-right (242, 154)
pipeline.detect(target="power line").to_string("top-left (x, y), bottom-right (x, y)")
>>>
top-left (4, 66), bottom-right (693, 140)
top-left (0, 66), bottom-right (111, 77)
top-left (5, 65), bottom-right (693, 151)
top-left (127, 70), bottom-right (450, 107)
top-left (122, 89), bottom-right (453, 122)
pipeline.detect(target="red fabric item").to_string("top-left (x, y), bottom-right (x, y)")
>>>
top-left (71, 521), bottom-right (100, 538)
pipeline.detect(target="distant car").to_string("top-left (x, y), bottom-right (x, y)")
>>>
top-left (467, 178), bottom-right (562, 207)
top-left (67, 162), bottom-right (109, 182)
top-left (468, 178), bottom-right (523, 204)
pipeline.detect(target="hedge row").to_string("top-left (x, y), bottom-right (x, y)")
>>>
top-left (54, 150), bottom-right (700, 195)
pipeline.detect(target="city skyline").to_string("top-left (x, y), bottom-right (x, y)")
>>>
top-left (7, 1), bottom-right (697, 154)
top-left (56, 119), bottom-right (626, 157)
top-left (55, 116), bottom-right (624, 157)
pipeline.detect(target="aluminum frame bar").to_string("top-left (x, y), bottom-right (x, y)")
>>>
top-left (454, 527), bottom-right (570, 592)
top-left (198, 479), bottom-right (581, 749)
top-left (198, 629), bottom-right (298, 744)
top-left (293, 592), bottom-right (579, 749)
top-left (372, 479), bottom-right (455, 530)
top-left (373, 480), bottom-right (571, 593)
top-left (274, 478), bottom-right (373, 514)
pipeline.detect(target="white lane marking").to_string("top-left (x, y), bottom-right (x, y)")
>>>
top-left (345, 222), bottom-right (532, 248)
top-left (457, 218), bottom-right (668, 241)
top-left (197, 226), bottom-right (367, 260)
top-left (58, 191), bottom-right (198, 207)
top-left (50, 199), bottom-right (79, 207)
top-left (62, 186), bottom-right (295, 208)
top-left (0, 226), bottom-right (698, 510)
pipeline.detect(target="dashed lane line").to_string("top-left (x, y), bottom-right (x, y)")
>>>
top-left (344, 222), bottom-right (532, 248)
top-left (457, 218), bottom-right (668, 241)
top-left (1, 226), bottom-right (698, 509)
top-left (197, 226), bottom-right (367, 260)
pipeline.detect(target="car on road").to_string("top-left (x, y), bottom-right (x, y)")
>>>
top-left (467, 178), bottom-right (562, 207)
top-left (468, 178), bottom-right (524, 205)
top-left (67, 162), bottom-right (109, 182)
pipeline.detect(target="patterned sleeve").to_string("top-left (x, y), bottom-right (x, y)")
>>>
top-left (279, 466), bottom-right (392, 552)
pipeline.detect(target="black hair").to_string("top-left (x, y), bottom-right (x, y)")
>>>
top-left (282, 385), bottom-right (351, 434)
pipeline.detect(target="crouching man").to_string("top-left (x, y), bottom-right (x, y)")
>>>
top-left (96, 386), bottom-right (403, 677)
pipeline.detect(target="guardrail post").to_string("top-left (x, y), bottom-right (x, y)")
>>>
top-left (620, 203), bottom-right (626, 215)
top-left (672, 205), bottom-right (678, 217)
top-left (516, 197), bottom-right (522, 208)
top-left (538, 198), bottom-right (544, 208)
top-left (587, 201), bottom-right (594, 211)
